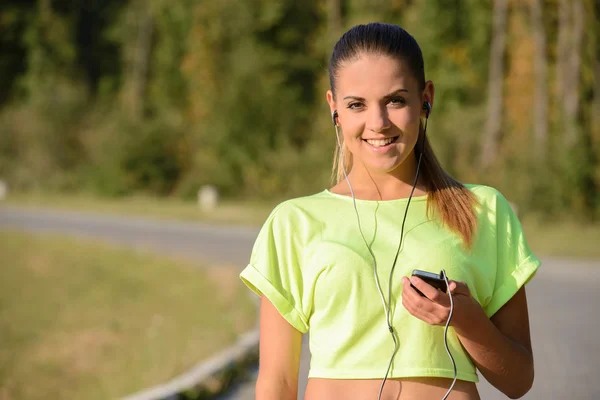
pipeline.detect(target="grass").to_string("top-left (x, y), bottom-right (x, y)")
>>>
top-left (0, 231), bottom-right (257, 400)
top-left (521, 217), bottom-right (600, 260)
top-left (4, 192), bottom-right (274, 226)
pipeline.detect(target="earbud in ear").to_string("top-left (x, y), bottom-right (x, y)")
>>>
top-left (422, 102), bottom-right (431, 118)
top-left (332, 110), bottom-right (339, 126)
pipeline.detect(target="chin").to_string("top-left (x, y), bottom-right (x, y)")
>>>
top-left (364, 159), bottom-right (404, 174)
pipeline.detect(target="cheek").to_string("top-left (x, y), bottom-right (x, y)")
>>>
top-left (341, 119), bottom-right (365, 142)
top-left (391, 109), bottom-right (421, 130)
top-left (342, 132), bottom-right (363, 154)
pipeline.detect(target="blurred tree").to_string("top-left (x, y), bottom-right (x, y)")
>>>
top-left (327, 0), bottom-right (342, 45)
top-left (530, 0), bottom-right (548, 160)
top-left (8, 0), bottom-right (87, 191)
top-left (0, 1), bottom-right (34, 106)
top-left (73, 0), bottom-right (123, 96)
top-left (556, 0), bottom-right (585, 147)
top-left (593, 0), bottom-right (600, 210)
top-left (119, 0), bottom-right (154, 121)
top-left (180, 0), bottom-right (325, 197)
top-left (480, 0), bottom-right (508, 168)
top-left (0, 0), bottom-right (597, 216)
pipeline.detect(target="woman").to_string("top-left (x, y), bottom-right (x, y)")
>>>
top-left (240, 23), bottom-right (540, 400)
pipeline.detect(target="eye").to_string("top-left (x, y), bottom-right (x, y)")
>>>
top-left (347, 102), bottom-right (364, 110)
top-left (388, 97), bottom-right (407, 106)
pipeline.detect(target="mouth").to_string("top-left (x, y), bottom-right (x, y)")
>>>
top-left (362, 136), bottom-right (399, 148)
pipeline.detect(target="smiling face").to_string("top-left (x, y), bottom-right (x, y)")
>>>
top-left (327, 54), bottom-right (434, 178)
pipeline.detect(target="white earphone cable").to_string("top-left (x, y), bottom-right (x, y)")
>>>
top-left (333, 112), bottom-right (456, 400)
top-left (441, 269), bottom-right (457, 400)
top-left (334, 125), bottom-right (413, 400)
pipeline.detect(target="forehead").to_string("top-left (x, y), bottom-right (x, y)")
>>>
top-left (335, 54), bottom-right (418, 98)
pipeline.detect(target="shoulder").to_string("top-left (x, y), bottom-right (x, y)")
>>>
top-left (259, 190), bottom-right (334, 234)
top-left (266, 190), bottom-right (331, 219)
top-left (463, 183), bottom-right (514, 214)
top-left (250, 191), bottom-right (340, 262)
top-left (462, 184), bottom-right (522, 238)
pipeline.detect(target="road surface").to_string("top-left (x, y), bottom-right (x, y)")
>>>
top-left (1, 206), bottom-right (598, 400)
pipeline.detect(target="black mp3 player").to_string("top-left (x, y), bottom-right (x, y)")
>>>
top-left (410, 270), bottom-right (447, 296)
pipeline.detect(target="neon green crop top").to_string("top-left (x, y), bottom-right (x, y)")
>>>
top-left (239, 184), bottom-right (541, 382)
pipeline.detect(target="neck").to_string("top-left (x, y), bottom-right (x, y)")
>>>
top-left (343, 152), bottom-right (427, 200)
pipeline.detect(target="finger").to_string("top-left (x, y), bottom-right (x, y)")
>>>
top-left (448, 281), bottom-right (458, 293)
top-left (402, 277), bottom-right (427, 312)
top-left (409, 276), bottom-right (449, 305)
top-left (401, 276), bottom-right (421, 300)
top-left (404, 277), bottom-right (451, 311)
top-left (403, 296), bottom-right (446, 325)
top-left (402, 277), bottom-right (435, 306)
top-left (402, 293), bottom-right (430, 323)
top-left (402, 278), bottom-right (446, 324)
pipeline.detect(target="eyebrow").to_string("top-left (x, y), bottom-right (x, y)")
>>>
top-left (343, 88), bottom-right (409, 102)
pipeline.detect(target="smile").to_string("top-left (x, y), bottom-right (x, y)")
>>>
top-left (363, 136), bottom-right (399, 147)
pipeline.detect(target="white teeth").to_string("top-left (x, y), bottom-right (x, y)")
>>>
top-left (365, 137), bottom-right (395, 147)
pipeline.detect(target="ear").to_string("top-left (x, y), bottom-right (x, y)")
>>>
top-left (422, 80), bottom-right (435, 117)
top-left (326, 89), bottom-right (336, 119)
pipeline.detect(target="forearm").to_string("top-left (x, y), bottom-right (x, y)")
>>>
top-left (255, 373), bottom-right (298, 400)
top-left (454, 310), bottom-right (534, 399)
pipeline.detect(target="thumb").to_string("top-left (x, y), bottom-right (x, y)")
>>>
top-left (448, 280), bottom-right (470, 295)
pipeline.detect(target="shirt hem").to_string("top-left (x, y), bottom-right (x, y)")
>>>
top-left (308, 367), bottom-right (479, 383)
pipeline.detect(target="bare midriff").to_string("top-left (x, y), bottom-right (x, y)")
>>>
top-left (304, 377), bottom-right (480, 400)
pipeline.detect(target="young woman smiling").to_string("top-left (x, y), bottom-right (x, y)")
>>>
top-left (241, 22), bottom-right (540, 400)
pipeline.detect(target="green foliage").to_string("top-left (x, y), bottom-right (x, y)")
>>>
top-left (403, 0), bottom-right (491, 111)
top-left (0, 0), bottom-right (598, 218)
top-left (77, 111), bottom-right (187, 197)
top-left (178, 0), bottom-right (326, 197)
top-left (0, 80), bottom-right (88, 191)
top-left (0, 2), bottom-right (32, 105)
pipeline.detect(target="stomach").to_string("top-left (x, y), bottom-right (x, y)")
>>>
top-left (304, 377), bottom-right (480, 400)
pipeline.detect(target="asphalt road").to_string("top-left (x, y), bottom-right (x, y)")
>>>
top-left (0, 206), bottom-right (259, 266)
top-left (1, 206), bottom-right (599, 400)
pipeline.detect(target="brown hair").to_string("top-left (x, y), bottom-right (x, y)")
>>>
top-left (329, 23), bottom-right (478, 248)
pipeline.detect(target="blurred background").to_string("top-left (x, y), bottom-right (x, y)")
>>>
top-left (0, 0), bottom-right (599, 399)
top-left (0, 0), bottom-right (598, 216)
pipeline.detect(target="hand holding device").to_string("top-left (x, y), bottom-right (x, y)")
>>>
top-left (410, 269), bottom-right (447, 296)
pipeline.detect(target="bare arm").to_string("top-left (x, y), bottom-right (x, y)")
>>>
top-left (402, 277), bottom-right (534, 399)
top-left (255, 295), bottom-right (303, 400)
top-left (453, 286), bottom-right (534, 399)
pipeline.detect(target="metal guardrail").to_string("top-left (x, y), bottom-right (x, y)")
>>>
top-left (121, 329), bottom-right (259, 400)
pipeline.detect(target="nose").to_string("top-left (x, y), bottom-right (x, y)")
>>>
top-left (366, 107), bottom-right (391, 133)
